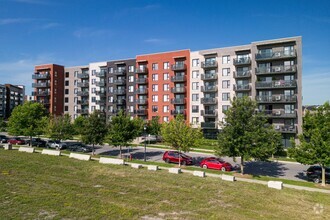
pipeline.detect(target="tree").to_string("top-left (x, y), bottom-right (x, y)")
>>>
top-left (0, 117), bottom-right (6, 132)
top-left (106, 111), bottom-right (142, 158)
top-left (161, 114), bottom-right (203, 166)
top-left (147, 116), bottom-right (162, 139)
top-left (289, 102), bottom-right (330, 186)
top-left (216, 97), bottom-right (282, 175)
top-left (73, 115), bottom-right (87, 136)
top-left (8, 102), bottom-right (48, 145)
top-left (46, 114), bottom-right (74, 141)
top-left (81, 111), bottom-right (108, 155)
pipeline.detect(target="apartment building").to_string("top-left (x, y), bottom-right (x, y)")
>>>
top-left (5, 84), bottom-right (24, 118)
top-left (32, 64), bottom-right (65, 115)
top-left (89, 62), bottom-right (107, 113)
top-left (0, 84), bottom-right (6, 118)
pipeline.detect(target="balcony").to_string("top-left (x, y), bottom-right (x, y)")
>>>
top-left (113, 79), bottom-right (126, 85)
top-left (113, 99), bottom-right (126, 105)
top-left (135, 67), bottom-right (148, 74)
top-left (95, 91), bottom-right (106, 96)
top-left (255, 80), bottom-right (297, 89)
top-left (113, 69), bottom-right (126, 75)
top-left (171, 87), bottom-right (186, 93)
top-left (233, 57), bottom-right (251, 66)
top-left (136, 78), bottom-right (148, 84)
top-left (171, 75), bottom-right (186, 82)
top-left (233, 70), bottom-right (251, 78)
top-left (255, 50), bottom-right (296, 61)
top-left (32, 91), bottom-right (50, 96)
top-left (201, 122), bottom-right (217, 129)
top-left (95, 81), bottom-right (106, 87)
top-left (96, 100), bottom-right (106, 105)
top-left (32, 82), bottom-right (49, 88)
top-left (201, 97), bottom-right (217, 105)
top-left (136, 88), bottom-right (148, 94)
top-left (171, 98), bottom-right (185, 105)
top-left (113, 89), bottom-right (126, 95)
top-left (37, 100), bottom-right (50, 105)
top-left (96, 71), bottom-right (107, 77)
top-left (171, 64), bottom-right (186, 71)
top-left (201, 85), bottom-right (218, 93)
top-left (201, 73), bottom-right (218, 81)
top-left (233, 84), bottom-right (251, 91)
top-left (262, 110), bottom-right (297, 118)
top-left (108, 109), bottom-right (119, 114)
top-left (135, 109), bottom-right (147, 115)
top-left (77, 73), bottom-right (89, 79)
top-left (274, 125), bottom-right (297, 134)
top-left (77, 82), bottom-right (89, 87)
top-left (255, 95), bottom-right (297, 103)
top-left (201, 110), bottom-right (218, 117)
top-left (171, 109), bottom-right (186, 115)
top-left (32, 73), bottom-right (50, 79)
top-left (136, 99), bottom-right (148, 105)
top-left (77, 91), bottom-right (89, 96)
top-left (80, 109), bottom-right (89, 114)
top-left (78, 100), bottom-right (89, 105)
top-left (256, 65), bottom-right (297, 75)
top-left (201, 61), bottom-right (217, 69)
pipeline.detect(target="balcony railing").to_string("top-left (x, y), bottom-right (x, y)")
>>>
top-left (135, 109), bottom-right (147, 115)
top-left (95, 81), bottom-right (106, 87)
top-left (77, 82), bottom-right (89, 87)
top-left (96, 71), bottom-right (107, 77)
top-left (136, 99), bottom-right (148, 105)
top-left (171, 75), bottom-right (186, 82)
top-left (113, 89), bottom-right (126, 95)
top-left (77, 73), bottom-right (89, 79)
top-left (96, 100), bottom-right (106, 105)
top-left (32, 91), bottom-right (50, 96)
top-left (113, 69), bottom-right (126, 75)
top-left (201, 122), bottom-right (217, 129)
top-left (136, 78), bottom-right (148, 84)
top-left (201, 61), bottom-right (218, 69)
top-left (255, 95), bottom-right (297, 103)
top-left (79, 109), bottom-right (89, 114)
top-left (32, 82), bottom-right (49, 88)
top-left (171, 87), bottom-right (186, 93)
top-left (274, 125), bottom-right (297, 133)
top-left (171, 98), bottom-right (185, 104)
top-left (255, 50), bottom-right (296, 61)
top-left (256, 65), bottom-right (297, 75)
top-left (233, 84), bottom-right (251, 91)
top-left (135, 67), bottom-right (148, 74)
top-left (78, 100), bottom-right (89, 105)
top-left (171, 109), bottom-right (186, 115)
top-left (201, 110), bottom-right (218, 117)
top-left (201, 85), bottom-right (218, 93)
top-left (201, 73), bottom-right (218, 81)
top-left (32, 73), bottom-right (50, 79)
top-left (95, 91), bottom-right (106, 96)
top-left (113, 79), bottom-right (126, 85)
top-left (255, 80), bottom-right (297, 89)
top-left (77, 91), bottom-right (89, 96)
top-left (261, 110), bottom-right (297, 118)
top-left (171, 64), bottom-right (186, 71)
top-left (201, 97), bottom-right (217, 105)
top-left (233, 57), bottom-right (251, 65)
top-left (113, 99), bottom-right (125, 105)
top-left (136, 88), bottom-right (148, 94)
top-left (233, 70), bottom-right (251, 78)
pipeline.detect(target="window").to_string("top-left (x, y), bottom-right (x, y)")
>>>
top-left (65, 89), bottom-right (69, 95)
top-left (91, 106), bottom-right (95, 111)
top-left (54, 80), bottom-right (57, 86)
top-left (152, 84), bottom-right (158, 92)
top-left (192, 94), bottom-right (199, 101)
top-left (108, 77), bottom-right (113, 83)
top-left (192, 117), bottom-right (199, 124)
top-left (74, 80), bottom-right (77, 86)
top-left (128, 76), bottom-right (134, 82)
top-left (163, 105), bottom-right (169, 113)
top-left (92, 88), bottom-right (96, 93)
top-left (152, 74), bottom-right (158, 81)
top-left (54, 88), bottom-right (57, 94)
top-left (74, 71), bottom-right (78, 77)
top-left (128, 95), bottom-right (134, 102)
top-left (163, 62), bottom-right (169, 69)
top-left (192, 71), bottom-right (199, 79)
top-left (128, 106), bottom-right (134, 113)
top-left (222, 93), bottom-right (230, 101)
top-left (152, 95), bottom-right (158, 102)
top-left (109, 67), bottom-right (114, 73)
top-left (222, 80), bottom-right (230, 89)
top-left (74, 88), bottom-right (78, 94)
top-left (152, 105), bottom-right (158, 112)
top-left (192, 82), bottom-right (199, 90)
top-left (65, 97), bottom-right (69, 103)
top-left (192, 59), bottom-right (199, 67)
top-left (163, 116), bottom-right (169, 122)
top-left (65, 81), bottom-right (69, 86)
top-left (92, 70), bottom-right (96, 76)
top-left (65, 72), bottom-right (69, 78)
top-left (222, 105), bottom-right (229, 112)
top-left (92, 79), bottom-right (96, 85)
top-left (163, 94), bottom-right (169, 102)
top-left (128, 65), bottom-right (134, 72)
top-left (64, 106), bottom-right (68, 111)
top-left (163, 84), bottom-right (169, 91)
top-left (192, 105), bottom-right (199, 113)
top-left (163, 73), bottom-right (169, 80)
top-left (152, 63), bottom-right (158, 70)
top-left (222, 68), bottom-right (230, 76)
top-left (128, 86), bottom-right (134, 92)
top-left (54, 71), bottom-right (57, 77)
top-left (222, 55), bottom-right (230, 64)
top-left (92, 97), bottom-right (96, 103)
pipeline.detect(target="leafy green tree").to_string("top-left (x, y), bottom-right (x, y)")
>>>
top-left (147, 116), bottom-right (162, 138)
top-left (216, 97), bottom-right (282, 175)
top-left (0, 117), bottom-right (6, 132)
top-left (8, 102), bottom-right (48, 145)
top-left (81, 111), bottom-right (108, 155)
top-left (161, 114), bottom-right (203, 166)
top-left (289, 102), bottom-right (330, 186)
top-left (46, 114), bottom-right (74, 141)
top-left (106, 111), bottom-right (141, 158)
top-left (73, 115), bottom-right (87, 136)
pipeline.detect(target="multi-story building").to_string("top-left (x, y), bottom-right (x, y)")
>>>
top-left (89, 62), bottom-right (107, 113)
top-left (0, 84), bottom-right (6, 118)
top-left (3, 84), bottom-right (24, 118)
top-left (32, 64), bottom-right (65, 115)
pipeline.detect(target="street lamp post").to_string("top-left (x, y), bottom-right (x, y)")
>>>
top-left (144, 125), bottom-right (147, 162)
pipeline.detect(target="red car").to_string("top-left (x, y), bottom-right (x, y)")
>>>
top-left (8, 137), bottom-right (26, 145)
top-left (162, 151), bottom-right (193, 165)
top-left (200, 157), bottom-right (232, 171)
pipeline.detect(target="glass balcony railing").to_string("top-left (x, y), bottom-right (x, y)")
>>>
top-left (77, 82), bottom-right (89, 87)
top-left (201, 97), bottom-right (217, 105)
top-left (201, 122), bottom-right (217, 129)
top-left (233, 57), bottom-right (251, 65)
top-left (201, 110), bottom-right (218, 117)
top-left (233, 70), bottom-right (251, 78)
top-left (170, 109), bottom-right (186, 115)
top-left (256, 65), bottom-right (296, 75)
top-left (171, 87), bottom-right (186, 93)
top-left (77, 73), bottom-right (89, 79)
top-left (256, 50), bottom-right (296, 60)
top-left (255, 80), bottom-right (297, 89)
top-left (201, 74), bottom-right (218, 80)
top-left (201, 85), bottom-right (218, 92)
top-left (233, 84), bottom-right (251, 91)
top-left (171, 75), bottom-right (186, 82)
top-left (32, 73), bottom-right (50, 79)
top-left (255, 95), bottom-right (297, 103)
top-left (171, 98), bottom-right (185, 104)
top-left (171, 64), bottom-right (186, 71)
top-left (201, 61), bottom-right (218, 69)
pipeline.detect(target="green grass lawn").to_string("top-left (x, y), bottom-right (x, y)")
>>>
top-left (0, 150), bottom-right (329, 219)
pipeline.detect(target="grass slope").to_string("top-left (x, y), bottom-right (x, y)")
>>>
top-left (0, 150), bottom-right (329, 220)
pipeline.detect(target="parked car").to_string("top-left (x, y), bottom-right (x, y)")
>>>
top-left (26, 138), bottom-right (47, 148)
top-left (162, 151), bottom-right (193, 165)
top-left (0, 135), bottom-right (8, 143)
top-left (8, 137), bottom-right (26, 145)
top-left (46, 140), bottom-right (67, 150)
top-left (306, 166), bottom-right (330, 183)
top-left (67, 143), bottom-right (92, 153)
top-left (200, 157), bottom-right (233, 171)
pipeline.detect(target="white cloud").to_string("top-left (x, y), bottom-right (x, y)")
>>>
top-left (144, 38), bottom-right (171, 45)
top-left (0, 18), bottom-right (33, 25)
top-left (39, 22), bottom-right (60, 29)
top-left (73, 27), bottom-right (113, 38)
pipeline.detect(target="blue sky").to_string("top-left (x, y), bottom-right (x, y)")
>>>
top-left (0, 0), bottom-right (329, 105)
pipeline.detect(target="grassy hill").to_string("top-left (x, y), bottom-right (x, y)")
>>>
top-left (0, 150), bottom-right (329, 219)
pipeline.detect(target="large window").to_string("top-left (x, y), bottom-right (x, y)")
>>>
top-left (192, 59), bottom-right (199, 67)
top-left (192, 94), bottom-right (199, 101)
top-left (152, 95), bottom-right (158, 102)
top-left (163, 84), bottom-right (169, 91)
top-left (222, 68), bottom-right (230, 76)
top-left (163, 62), bottom-right (169, 70)
top-left (152, 74), bottom-right (158, 81)
top-left (163, 73), bottom-right (169, 80)
top-left (152, 63), bottom-right (158, 70)
top-left (222, 55), bottom-right (230, 64)
top-left (163, 105), bottom-right (169, 113)
top-left (163, 94), bottom-right (169, 102)
top-left (222, 80), bottom-right (230, 89)
top-left (222, 93), bottom-right (230, 101)
top-left (192, 105), bottom-right (199, 113)
top-left (192, 70), bottom-right (199, 79)
top-left (152, 84), bottom-right (158, 92)
top-left (192, 82), bottom-right (199, 90)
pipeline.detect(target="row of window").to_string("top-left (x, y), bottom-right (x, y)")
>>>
top-left (192, 55), bottom-right (231, 67)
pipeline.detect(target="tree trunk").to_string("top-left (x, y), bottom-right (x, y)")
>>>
top-left (92, 144), bottom-right (95, 156)
top-left (119, 146), bottom-right (122, 158)
top-left (321, 166), bottom-right (326, 186)
top-left (240, 156), bottom-right (244, 175)
top-left (29, 136), bottom-right (32, 147)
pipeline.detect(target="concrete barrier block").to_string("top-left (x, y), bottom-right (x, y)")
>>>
top-left (222, 174), bottom-right (235, 182)
top-left (4, 144), bottom-right (12, 150)
top-left (169, 168), bottom-right (181, 174)
top-left (131, 164), bottom-right (142, 169)
top-left (99, 157), bottom-right (125, 165)
top-left (193, 170), bottom-right (205, 178)
top-left (18, 147), bottom-right (35, 153)
top-left (69, 153), bottom-right (91, 161)
top-left (42, 149), bottom-right (61, 156)
top-left (147, 165), bottom-right (159, 171)
top-left (268, 181), bottom-right (283, 190)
